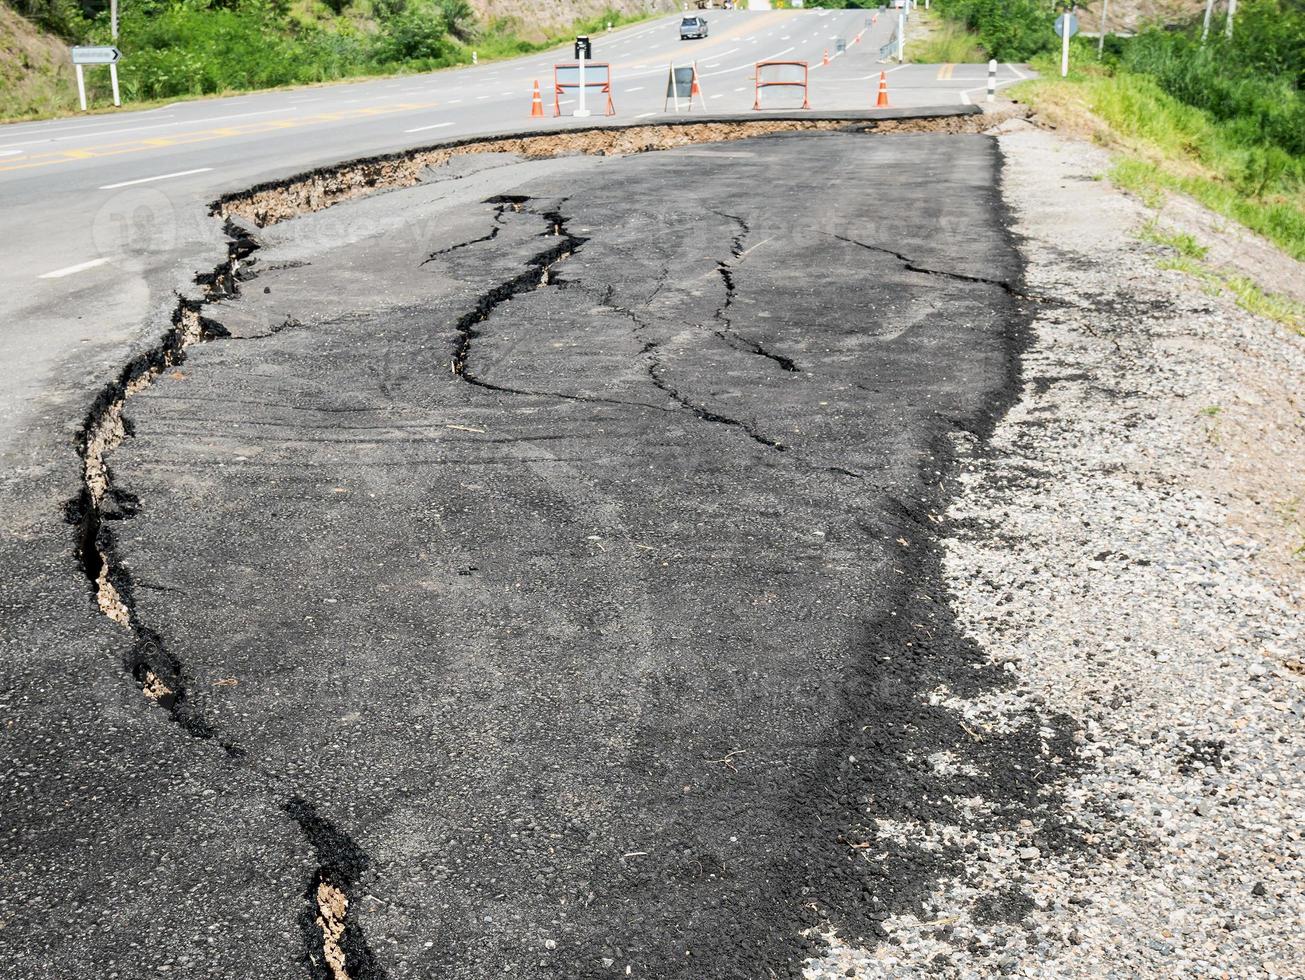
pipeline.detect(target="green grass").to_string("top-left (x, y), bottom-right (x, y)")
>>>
top-left (1139, 221), bottom-right (1209, 260)
top-left (1, 3), bottom-right (657, 121)
top-left (909, 20), bottom-right (986, 64)
top-left (1154, 254), bottom-right (1305, 334)
top-left (1013, 65), bottom-right (1305, 263)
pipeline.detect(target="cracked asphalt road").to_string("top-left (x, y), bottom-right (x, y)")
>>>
top-left (2, 131), bottom-right (1074, 978)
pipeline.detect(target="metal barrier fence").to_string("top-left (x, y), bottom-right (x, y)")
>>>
top-left (753, 60), bottom-right (810, 111)
top-left (553, 62), bottom-right (615, 116)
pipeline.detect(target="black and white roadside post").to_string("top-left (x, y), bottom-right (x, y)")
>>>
top-left (574, 36), bottom-right (592, 117)
top-left (1097, 0), bottom-right (1108, 57)
top-left (1225, 0), bottom-right (1237, 37)
top-left (1201, 0), bottom-right (1216, 41)
top-left (71, 45), bottom-right (123, 111)
top-left (987, 58), bottom-right (997, 101)
top-left (1054, 6), bottom-right (1078, 78)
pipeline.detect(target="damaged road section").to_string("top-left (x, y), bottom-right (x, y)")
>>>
top-left (212, 108), bottom-right (1000, 228)
top-left (86, 130), bottom-right (1076, 978)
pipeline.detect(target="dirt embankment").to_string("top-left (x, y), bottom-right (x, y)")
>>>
top-left (0, 4), bottom-right (73, 118)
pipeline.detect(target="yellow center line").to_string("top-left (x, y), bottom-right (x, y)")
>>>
top-left (0, 102), bottom-right (439, 175)
top-left (937, 63), bottom-right (955, 80)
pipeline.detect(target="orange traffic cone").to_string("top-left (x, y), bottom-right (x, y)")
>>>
top-left (822, 49), bottom-right (831, 66)
top-left (875, 70), bottom-right (890, 107)
top-left (690, 66), bottom-right (702, 98)
top-left (530, 80), bottom-right (544, 118)
top-left (872, 12), bottom-right (878, 24)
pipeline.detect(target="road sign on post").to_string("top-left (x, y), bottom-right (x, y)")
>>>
top-left (1054, 11), bottom-right (1078, 77)
top-left (664, 63), bottom-right (705, 113)
top-left (70, 46), bottom-right (123, 111)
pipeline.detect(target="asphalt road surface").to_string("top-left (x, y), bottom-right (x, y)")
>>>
top-left (0, 8), bottom-right (1030, 465)
top-left (1, 126), bottom-right (1074, 978)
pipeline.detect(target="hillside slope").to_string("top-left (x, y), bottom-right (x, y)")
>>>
top-left (0, 0), bottom-right (673, 120)
top-left (471, 0), bottom-right (671, 38)
top-left (0, 3), bottom-right (72, 118)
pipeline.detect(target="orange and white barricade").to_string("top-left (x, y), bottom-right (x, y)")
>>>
top-left (753, 61), bottom-right (810, 111)
top-left (553, 62), bottom-right (615, 116)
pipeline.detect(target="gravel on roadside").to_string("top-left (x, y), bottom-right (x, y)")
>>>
top-left (805, 122), bottom-right (1304, 979)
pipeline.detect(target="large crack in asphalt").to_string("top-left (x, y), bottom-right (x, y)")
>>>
top-left (709, 207), bottom-right (801, 373)
top-left (444, 196), bottom-right (792, 453)
top-left (69, 219), bottom-right (388, 980)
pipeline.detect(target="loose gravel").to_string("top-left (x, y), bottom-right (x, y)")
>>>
top-left (805, 122), bottom-right (1304, 978)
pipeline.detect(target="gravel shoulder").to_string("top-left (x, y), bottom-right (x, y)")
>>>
top-left (806, 122), bottom-right (1304, 979)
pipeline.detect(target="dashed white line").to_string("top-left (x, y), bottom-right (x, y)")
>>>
top-left (635, 111), bottom-right (657, 118)
top-left (626, 86), bottom-right (645, 92)
top-left (39, 257), bottom-right (111, 279)
top-left (98, 167), bottom-right (213, 190)
top-left (404, 121), bottom-right (455, 133)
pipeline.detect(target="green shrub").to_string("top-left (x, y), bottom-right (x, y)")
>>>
top-left (932, 0), bottom-right (1056, 62)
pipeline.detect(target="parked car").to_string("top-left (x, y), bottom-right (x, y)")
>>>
top-left (680, 16), bottom-right (709, 39)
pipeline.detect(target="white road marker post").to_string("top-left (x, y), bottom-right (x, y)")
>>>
top-left (1201, 0), bottom-right (1215, 41)
top-left (1097, 0), bottom-right (1109, 57)
top-left (1057, 6), bottom-right (1075, 78)
top-left (987, 58), bottom-right (996, 101)
top-left (1061, 19), bottom-right (1070, 76)
top-left (110, 62), bottom-right (121, 107)
top-left (75, 63), bottom-right (88, 112)
top-left (575, 48), bottom-right (590, 117)
top-left (897, 9), bottom-right (905, 61)
top-left (1225, 0), bottom-right (1237, 36)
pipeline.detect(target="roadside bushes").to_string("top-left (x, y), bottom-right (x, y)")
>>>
top-left (1119, 14), bottom-right (1305, 158)
top-left (74, 0), bottom-right (644, 102)
top-left (931, 0), bottom-right (1057, 62)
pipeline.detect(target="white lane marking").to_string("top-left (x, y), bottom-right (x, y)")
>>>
top-left (1006, 62), bottom-right (1028, 80)
top-left (960, 91), bottom-right (971, 105)
top-left (476, 95), bottom-right (492, 100)
top-left (710, 93), bottom-right (723, 99)
top-left (636, 111), bottom-right (657, 118)
top-left (448, 98), bottom-right (464, 103)
top-left (698, 46), bottom-right (792, 79)
top-left (734, 86), bottom-right (746, 92)
top-left (0, 150), bottom-right (23, 157)
top-left (404, 121), bottom-right (455, 133)
top-left (98, 167), bottom-right (213, 190)
top-left (626, 86), bottom-right (645, 92)
top-left (781, 34), bottom-right (790, 39)
top-left (39, 257), bottom-right (111, 279)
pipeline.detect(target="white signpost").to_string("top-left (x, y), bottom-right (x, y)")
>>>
top-left (1054, 12), bottom-right (1079, 78)
top-left (71, 46), bottom-right (123, 111)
